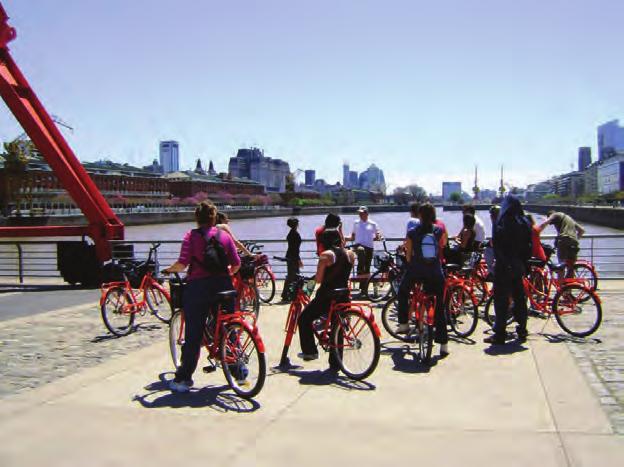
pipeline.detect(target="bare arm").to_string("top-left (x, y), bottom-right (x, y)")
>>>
top-left (220, 224), bottom-right (252, 256)
top-left (576, 223), bottom-right (585, 238)
top-left (315, 251), bottom-right (334, 285)
top-left (162, 261), bottom-right (186, 274)
top-left (537, 217), bottom-right (553, 234)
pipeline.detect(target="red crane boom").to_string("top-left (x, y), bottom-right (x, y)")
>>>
top-left (0, 3), bottom-right (124, 263)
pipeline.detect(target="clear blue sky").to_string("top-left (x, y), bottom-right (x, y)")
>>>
top-left (1, 0), bottom-right (622, 194)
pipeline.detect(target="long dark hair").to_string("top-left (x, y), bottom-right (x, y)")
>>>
top-left (419, 203), bottom-right (436, 229)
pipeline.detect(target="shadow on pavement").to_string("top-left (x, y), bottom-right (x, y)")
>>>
top-left (91, 323), bottom-right (164, 343)
top-left (381, 342), bottom-right (434, 374)
top-left (133, 372), bottom-right (261, 413)
top-left (483, 342), bottom-right (529, 356)
top-left (540, 332), bottom-right (602, 345)
top-left (277, 367), bottom-right (377, 391)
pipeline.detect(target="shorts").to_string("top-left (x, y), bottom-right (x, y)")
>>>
top-left (556, 237), bottom-right (579, 263)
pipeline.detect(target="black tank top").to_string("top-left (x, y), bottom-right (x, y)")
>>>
top-left (318, 247), bottom-right (352, 295)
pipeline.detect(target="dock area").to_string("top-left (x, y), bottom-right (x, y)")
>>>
top-left (0, 281), bottom-right (623, 466)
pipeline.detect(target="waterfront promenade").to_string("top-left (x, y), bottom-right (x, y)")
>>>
top-left (0, 283), bottom-right (623, 466)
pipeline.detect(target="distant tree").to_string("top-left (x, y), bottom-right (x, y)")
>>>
top-left (407, 184), bottom-right (427, 203)
top-left (1, 139), bottom-right (34, 214)
top-left (449, 191), bottom-right (463, 204)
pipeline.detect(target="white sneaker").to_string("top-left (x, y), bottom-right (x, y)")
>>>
top-left (396, 324), bottom-right (410, 334)
top-left (169, 379), bottom-right (192, 393)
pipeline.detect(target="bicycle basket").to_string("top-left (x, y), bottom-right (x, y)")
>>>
top-left (373, 253), bottom-right (389, 269)
top-left (240, 258), bottom-right (256, 280)
top-left (169, 279), bottom-right (185, 309)
top-left (101, 262), bottom-right (125, 283)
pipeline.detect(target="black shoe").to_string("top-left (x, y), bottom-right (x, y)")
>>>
top-left (484, 335), bottom-right (506, 345)
top-left (516, 327), bottom-right (528, 343)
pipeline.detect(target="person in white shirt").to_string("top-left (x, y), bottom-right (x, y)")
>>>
top-left (406, 202), bottom-right (421, 234)
top-left (463, 205), bottom-right (486, 243)
top-left (349, 206), bottom-right (382, 292)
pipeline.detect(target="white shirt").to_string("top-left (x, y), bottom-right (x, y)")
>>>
top-left (352, 219), bottom-right (378, 249)
top-left (474, 215), bottom-right (486, 243)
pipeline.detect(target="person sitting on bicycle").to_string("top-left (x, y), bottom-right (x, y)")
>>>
top-left (446, 213), bottom-right (477, 265)
top-left (216, 211), bottom-right (254, 257)
top-left (397, 202), bottom-right (449, 357)
top-left (162, 201), bottom-right (241, 393)
top-left (298, 228), bottom-right (356, 362)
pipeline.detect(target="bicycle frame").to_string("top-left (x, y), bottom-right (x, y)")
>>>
top-left (174, 306), bottom-right (264, 363)
top-left (99, 271), bottom-right (170, 314)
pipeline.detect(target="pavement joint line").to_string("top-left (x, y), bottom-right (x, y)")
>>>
top-left (529, 341), bottom-right (573, 467)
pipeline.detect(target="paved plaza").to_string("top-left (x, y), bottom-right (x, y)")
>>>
top-left (0, 282), bottom-right (623, 466)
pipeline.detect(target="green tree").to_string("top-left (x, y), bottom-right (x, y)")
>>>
top-left (1, 139), bottom-right (34, 215)
top-left (449, 191), bottom-right (463, 204)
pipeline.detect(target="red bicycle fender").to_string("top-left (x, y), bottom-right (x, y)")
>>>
top-left (370, 320), bottom-right (382, 337)
top-left (244, 321), bottom-right (266, 353)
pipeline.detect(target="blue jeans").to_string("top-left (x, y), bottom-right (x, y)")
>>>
top-left (175, 275), bottom-right (234, 381)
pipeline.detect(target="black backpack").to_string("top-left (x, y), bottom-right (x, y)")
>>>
top-left (509, 215), bottom-right (533, 264)
top-left (193, 228), bottom-right (229, 274)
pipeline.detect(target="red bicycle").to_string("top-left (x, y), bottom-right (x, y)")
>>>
top-left (232, 257), bottom-right (261, 317)
top-left (168, 287), bottom-right (266, 399)
top-left (484, 260), bottom-right (602, 337)
top-left (381, 283), bottom-right (437, 364)
top-left (100, 243), bottom-right (172, 336)
top-left (278, 275), bottom-right (381, 380)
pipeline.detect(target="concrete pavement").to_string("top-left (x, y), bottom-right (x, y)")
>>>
top-left (0, 292), bottom-right (623, 466)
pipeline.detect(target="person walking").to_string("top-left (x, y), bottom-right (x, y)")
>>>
top-left (349, 206), bottom-right (382, 293)
top-left (281, 217), bottom-right (302, 302)
top-left (162, 201), bottom-right (241, 393)
top-left (397, 203), bottom-right (449, 358)
top-left (537, 210), bottom-right (585, 277)
top-left (485, 195), bottom-right (532, 345)
top-left (298, 228), bottom-right (356, 364)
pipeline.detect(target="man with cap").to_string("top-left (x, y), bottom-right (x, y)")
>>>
top-left (349, 206), bottom-right (382, 293)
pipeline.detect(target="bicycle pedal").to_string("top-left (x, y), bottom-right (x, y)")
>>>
top-left (202, 365), bottom-right (217, 373)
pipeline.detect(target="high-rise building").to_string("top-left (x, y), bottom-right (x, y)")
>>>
top-left (304, 170), bottom-right (316, 186)
top-left (597, 120), bottom-right (624, 160)
top-left (442, 182), bottom-right (462, 201)
top-left (598, 152), bottom-right (624, 194)
top-left (159, 141), bottom-right (179, 173)
top-left (578, 147), bottom-right (592, 171)
top-left (349, 171), bottom-right (358, 188)
top-left (343, 163), bottom-right (350, 187)
top-left (358, 164), bottom-right (386, 193)
top-left (228, 147), bottom-right (290, 192)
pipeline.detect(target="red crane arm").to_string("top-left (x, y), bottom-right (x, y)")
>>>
top-left (0, 3), bottom-right (124, 261)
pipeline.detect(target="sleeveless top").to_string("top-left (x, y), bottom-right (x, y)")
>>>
top-left (317, 247), bottom-right (352, 297)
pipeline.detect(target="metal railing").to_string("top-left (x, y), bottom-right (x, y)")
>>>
top-left (1, 233), bottom-right (623, 285)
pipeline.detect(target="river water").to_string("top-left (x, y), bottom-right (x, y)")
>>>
top-left (125, 209), bottom-right (623, 278)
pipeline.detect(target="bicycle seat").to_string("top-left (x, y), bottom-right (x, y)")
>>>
top-left (216, 290), bottom-right (238, 300)
top-left (273, 256), bottom-right (288, 262)
top-left (331, 288), bottom-right (351, 298)
top-left (550, 262), bottom-right (567, 271)
top-left (527, 259), bottom-right (546, 268)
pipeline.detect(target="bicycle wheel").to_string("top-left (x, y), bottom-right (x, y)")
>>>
top-left (169, 310), bottom-right (184, 368)
top-left (145, 283), bottom-right (172, 323)
top-left (330, 310), bottom-right (380, 380)
top-left (445, 285), bottom-right (478, 338)
top-left (470, 274), bottom-right (490, 306)
top-left (417, 321), bottom-right (434, 365)
top-left (483, 294), bottom-right (514, 328)
top-left (364, 269), bottom-right (393, 302)
top-left (553, 284), bottom-right (602, 337)
top-left (254, 265), bottom-right (276, 303)
top-left (239, 282), bottom-right (261, 317)
top-left (101, 287), bottom-right (135, 336)
top-left (381, 296), bottom-right (412, 342)
top-left (527, 267), bottom-right (549, 309)
top-left (220, 322), bottom-right (266, 398)
top-left (572, 263), bottom-right (598, 292)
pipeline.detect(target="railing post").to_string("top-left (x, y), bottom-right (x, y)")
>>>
top-left (16, 242), bottom-right (23, 284)
top-left (590, 236), bottom-right (594, 264)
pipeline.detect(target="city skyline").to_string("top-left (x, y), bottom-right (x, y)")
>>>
top-left (0, 1), bottom-right (622, 194)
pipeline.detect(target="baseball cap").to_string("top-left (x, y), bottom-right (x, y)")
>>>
top-left (357, 206), bottom-right (368, 213)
